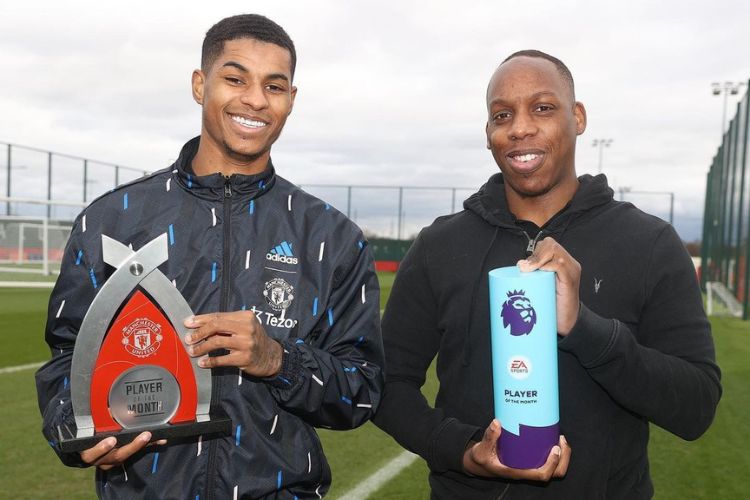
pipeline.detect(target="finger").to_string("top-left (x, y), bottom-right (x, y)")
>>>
top-left (80, 436), bottom-right (117, 465)
top-left (187, 310), bottom-right (255, 329)
top-left (188, 331), bottom-right (246, 357)
top-left (517, 259), bottom-right (535, 272)
top-left (185, 315), bottom-right (244, 345)
top-left (536, 255), bottom-right (568, 274)
top-left (479, 419), bottom-right (501, 452)
top-left (519, 238), bottom-right (559, 271)
top-left (470, 419), bottom-right (503, 471)
top-left (485, 419), bottom-right (501, 442)
top-left (184, 313), bottom-right (224, 344)
top-left (186, 311), bottom-right (229, 327)
top-left (148, 439), bottom-right (168, 447)
top-left (531, 445), bottom-right (562, 482)
top-left (519, 253), bottom-right (554, 272)
top-left (93, 432), bottom-right (152, 468)
top-left (183, 312), bottom-right (214, 331)
top-left (553, 435), bottom-right (571, 478)
top-left (186, 311), bottom-right (260, 345)
top-left (196, 350), bottom-right (250, 369)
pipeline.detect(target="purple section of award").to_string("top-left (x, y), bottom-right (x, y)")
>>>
top-left (497, 422), bottom-right (559, 469)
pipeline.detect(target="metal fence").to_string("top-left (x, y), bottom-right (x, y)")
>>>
top-left (0, 141), bottom-right (478, 242)
top-left (0, 142), bottom-right (148, 220)
top-left (701, 80), bottom-right (750, 318)
top-left (298, 184), bottom-right (475, 239)
top-left (1, 139), bottom-right (688, 244)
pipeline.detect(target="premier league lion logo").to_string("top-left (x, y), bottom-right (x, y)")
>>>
top-left (501, 290), bottom-right (537, 336)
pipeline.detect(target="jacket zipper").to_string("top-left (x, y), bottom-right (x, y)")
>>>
top-left (206, 177), bottom-right (233, 500)
top-left (522, 229), bottom-right (545, 255)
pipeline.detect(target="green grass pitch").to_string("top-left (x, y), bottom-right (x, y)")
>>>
top-left (0, 276), bottom-right (746, 499)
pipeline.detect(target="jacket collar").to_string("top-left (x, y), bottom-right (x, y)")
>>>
top-left (463, 172), bottom-right (614, 233)
top-left (172, 136), bottom-right (276, 201)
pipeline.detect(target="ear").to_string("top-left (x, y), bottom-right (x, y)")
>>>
top-left (288, 85), bottom-right (298, 116)
top-left (485, 121), bottom-right (491, 149)
top-left (192, 70), bottom-right (205, 105)
top-left (574, 101), bottom-right (587, 135)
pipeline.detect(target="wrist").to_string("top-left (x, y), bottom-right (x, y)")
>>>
top-left (462, 441), bottom-right (480, 477)
top-left (558, 301), bottom-right (582, 337)
top-left (264, 340), bottom-right (284, 377)
top-left (262, 341), bottom-right (302, 389)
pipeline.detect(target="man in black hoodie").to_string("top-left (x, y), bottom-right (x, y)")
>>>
top-left (372, 50), bottom-right (721, 499)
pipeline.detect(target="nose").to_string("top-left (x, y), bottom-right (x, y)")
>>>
top-left (240, 83), bottom-right (269, 110)
top-left (508, 110), bottom-right (537, 140)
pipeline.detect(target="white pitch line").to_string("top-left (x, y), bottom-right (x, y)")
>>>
top-left (0, 281), bottom-right (54, 288)
top-left (0, 361), bottom-right (44, 374)
top-left (337, 450), bottom-right (418, 500)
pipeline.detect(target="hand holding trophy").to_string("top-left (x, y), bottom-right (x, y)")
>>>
top-left (59, 233), bottom-right (230, 453)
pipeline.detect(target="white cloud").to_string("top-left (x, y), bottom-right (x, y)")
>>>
top-left (1, 0), bottom-right (749, 240)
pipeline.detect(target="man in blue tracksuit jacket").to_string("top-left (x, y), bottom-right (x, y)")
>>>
top-left (35, 14), bottom-right (384, 499)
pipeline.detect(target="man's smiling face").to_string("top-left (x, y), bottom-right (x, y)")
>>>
top-left (192, 37), bottom-right (296, 168)
top-left (486, 56), bottom-right (585, 199)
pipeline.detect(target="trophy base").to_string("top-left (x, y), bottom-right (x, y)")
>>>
top-left (58, 407), bottom-right (232, 453)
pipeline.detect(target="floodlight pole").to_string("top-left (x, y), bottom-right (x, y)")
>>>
top-left (47, 152), bottom-right (52, 219)
top-left (712, 81), bottom-right (746, 138)
top-left (397, 187), bottom-right (403, 240)
top-left (592, 138), bottom-right (613, 174)
top-left (619, 188), bottom-right (675, 225)
top-left (6, 144), bottom-right (11, 215)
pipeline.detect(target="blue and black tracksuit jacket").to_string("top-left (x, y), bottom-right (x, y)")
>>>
top-left (35, 137), bottom-right (384, 499)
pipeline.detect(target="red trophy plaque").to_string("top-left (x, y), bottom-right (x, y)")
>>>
top-left (59, 234), bottom-right (230, 453)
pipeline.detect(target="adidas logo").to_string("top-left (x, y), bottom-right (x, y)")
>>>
top-left (266, 240), bottom-right (298, 265)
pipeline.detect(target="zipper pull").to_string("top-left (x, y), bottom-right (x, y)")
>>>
top-left (224, 177), bottom-right (232, 198)
top-left (524, 230), bottom-right (544, 254)
top-left (526, 238), bottom-right (536, 253)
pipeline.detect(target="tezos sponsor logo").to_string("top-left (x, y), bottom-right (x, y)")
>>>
top-left (121, 317), bottom-right (163, 358)
top-left (248, 305), bottom-right (298, 329)
top-left (507, 355), bottom-right (532, 380)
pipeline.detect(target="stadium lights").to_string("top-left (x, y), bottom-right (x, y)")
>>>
top-left (619, 188), bottom-right (675, 225)
top-left (592, 138), bottom-right (613, 174)
top-left (712, 81), bottom-right (746, 137)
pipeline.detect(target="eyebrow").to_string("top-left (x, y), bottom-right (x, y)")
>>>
top-left (221, 61), bottom-right (290, 82)
top-left (489, 90), bottom-right (560, 107)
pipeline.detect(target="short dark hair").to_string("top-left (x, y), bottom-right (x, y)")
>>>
top-left (201, 14), bottom-right (297, 79)
top-left (502, 50), bottom-right (575, 99)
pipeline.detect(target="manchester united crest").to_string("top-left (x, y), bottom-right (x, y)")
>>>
top-left (121, 317), bottom-right (163, 358)
top-left (263, 278), bottom-right (294, 311)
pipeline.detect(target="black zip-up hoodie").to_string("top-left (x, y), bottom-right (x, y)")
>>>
top-left (373, 173), bottom-right (721, 499)
top-left (36, 137), bottom-right (384, 499)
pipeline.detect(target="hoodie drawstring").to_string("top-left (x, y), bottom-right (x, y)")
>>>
top-left (461, 226), bottom-right (500, 366)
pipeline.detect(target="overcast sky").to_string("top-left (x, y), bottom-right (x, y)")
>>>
top-left (1, 0), bottom-right (749, 241)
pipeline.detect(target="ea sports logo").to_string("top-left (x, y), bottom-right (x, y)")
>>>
top-left (507, 356), bottom-right (532, 380)
top-left (501, 289), bottom-right (537, 336)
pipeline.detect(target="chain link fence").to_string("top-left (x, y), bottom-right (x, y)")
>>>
top-left (701, 80), bottom-right (750, 318)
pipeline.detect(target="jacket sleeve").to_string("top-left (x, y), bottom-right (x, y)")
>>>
top-left (35, 216), bottom-right (97, 467)
top-left (371, 234), bottom-right (481, 473)
top-left (558, 224), bottom-right (722, 440)
top-left (265, 237), bottom-right (385, 430)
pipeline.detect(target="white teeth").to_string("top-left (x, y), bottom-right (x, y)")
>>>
top-left (231, 115), bottom-right (267, 128)
top-left (513, 153), bottom-right (539, 162)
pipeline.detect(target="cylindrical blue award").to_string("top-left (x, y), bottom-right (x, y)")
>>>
top-left (488, 266), bottom-right (559, 469)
